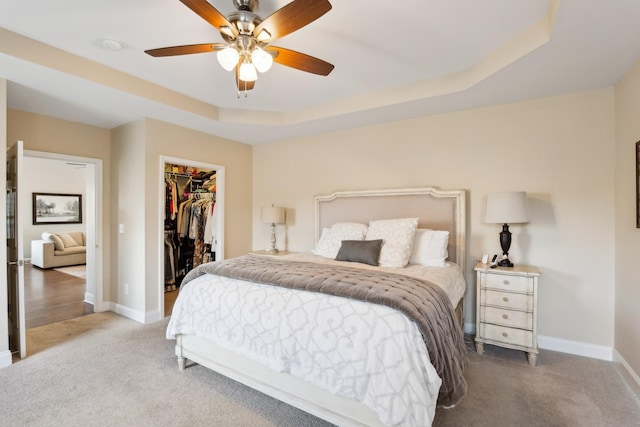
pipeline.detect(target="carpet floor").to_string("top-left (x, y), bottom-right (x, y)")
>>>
top-left (2, 312), bottom-right (639, 426)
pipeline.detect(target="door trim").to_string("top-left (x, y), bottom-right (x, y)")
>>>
top-left (7, 141), bottom-right (25, 358)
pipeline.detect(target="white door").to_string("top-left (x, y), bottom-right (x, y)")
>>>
top-left (6, 140), bottom-right (26, 359)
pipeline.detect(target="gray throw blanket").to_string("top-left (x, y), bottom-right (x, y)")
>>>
top-left (182, 254), bottom-right (468, 407)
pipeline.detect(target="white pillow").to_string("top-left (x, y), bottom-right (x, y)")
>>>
top-left (366, 218), bottom-right (419, 268)
top-left (410, 229), bottom-right (450, 267)
top-left (313, 222), bottom-right (368, 259)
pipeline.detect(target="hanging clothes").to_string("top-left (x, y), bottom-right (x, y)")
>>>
top-left (164, 169), bottom-right (219, 290)
top-left (164, 177), bottom-right (178, 230)
top-left (164, 168), bottom-right (217, 291)
top-left (164, 231), bottom-right (178, 290)
top-left (185, 193), bottom-right (215, 268)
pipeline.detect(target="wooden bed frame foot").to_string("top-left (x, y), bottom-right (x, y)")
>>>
top-left (178, 356), bottom-right (186, 370)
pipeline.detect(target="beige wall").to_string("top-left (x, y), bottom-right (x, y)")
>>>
top-left (143, 118), bottom-right (253, 316)
top-left (111, 120), bottom-right (147, 314)
top-left (253, 88), bottom-right (617, 350)
top-left (7, 109), bottom-right (112, 304)
top-left (614, 59), bottom-right (640, 378)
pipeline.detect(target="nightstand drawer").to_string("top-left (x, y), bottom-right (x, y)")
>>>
top-left (483, 274), bottom-right (532, 293)
top-left (481, 306), bottom-right (533, 330)
top-left (482, 323), bottom-right (533, 348)
top-left (482, 289), bottom-right (533, 311)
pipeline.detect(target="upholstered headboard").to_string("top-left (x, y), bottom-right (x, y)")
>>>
top-left (315, 187), bottom-right (467, 274)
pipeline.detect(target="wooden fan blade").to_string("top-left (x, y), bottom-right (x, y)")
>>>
top-left (180, 0), bottom-right (233, 31)
top-left (266, 46), bottom-right (334, 76)
top-left (235, 66), bottom-right (256, 91)
top-left (254, 0), bottom-right (332, 42)
top-left (145, 43), bottom-right (226, 57)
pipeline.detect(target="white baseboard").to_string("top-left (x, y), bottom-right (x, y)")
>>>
top-left (613, 349), bottom-right (640, 398)
top-left (464, 322), bottom-right (613, 361)
top-left (84, 292), bottom-right (95, 305)
top-left (537, 335), bottom-right (613, 361)
top-left (111, 302), bottom-right (146, 324)
top-left (108, 302), bottom-right (163, 325)
top-left (0, 350), bottom-right (13, 369)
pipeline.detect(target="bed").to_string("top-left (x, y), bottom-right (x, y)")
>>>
top-left (167, 187), bottom-right (469, 427)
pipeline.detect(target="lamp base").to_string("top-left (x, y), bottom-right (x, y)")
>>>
top-left (267, 222), bottom-right (280, 255)
top-left (498, 224), bottom-right (514, 267)
top-left (498, 258), bottom-right (514, 268)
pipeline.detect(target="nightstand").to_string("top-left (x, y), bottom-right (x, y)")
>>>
top-left (474, 262), bottom-right (541, 366)
top-left (249, 250), bottom-right (292, 256)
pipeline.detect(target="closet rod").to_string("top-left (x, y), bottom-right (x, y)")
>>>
top-left (189, 192), bottom-right (215, 200)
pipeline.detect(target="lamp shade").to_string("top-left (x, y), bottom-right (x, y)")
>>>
top-left (251, 47), bottom-right (273, 73)
top-left (217, 47), bottom-right (239, 71)
top-left (484, 191), bottom-right (530, 224)
top-left (239, 61), bottom-right (258, 82)
top-left (261, 206), bottom-right (286, 224)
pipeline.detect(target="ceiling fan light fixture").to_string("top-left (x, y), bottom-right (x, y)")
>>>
top-left (147, 0), bottom-right (335, 93)
top-left (239, 60), bottom-right (258, 81)
top-left (217, 47), bottom-right (240, 71)
top-left (251, 47), bottom-right (273, 73)
top-left (256, 29), bottom-right (271, 43)
top-left (219, 25), bottom-right (236, 38)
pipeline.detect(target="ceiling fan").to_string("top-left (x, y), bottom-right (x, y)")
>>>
top-left (145, 0), bottom-right (334, 93)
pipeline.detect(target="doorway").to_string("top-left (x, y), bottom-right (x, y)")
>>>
top-left (159, 156), bottom-right (224, 317)
top-left (23, 151), bottom-right (103, 345)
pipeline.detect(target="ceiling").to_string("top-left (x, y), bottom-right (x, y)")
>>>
top-left (1, 0), bottom-right (640, 145)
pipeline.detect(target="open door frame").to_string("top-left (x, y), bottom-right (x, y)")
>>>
top-left (5, 147), bottom-right (104, 362)
top-left (24, 150), bottom-right (105, 312)
top-left (159, 156), bottom-right (225, 319)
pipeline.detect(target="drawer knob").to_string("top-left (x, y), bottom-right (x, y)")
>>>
top-left (503, 296), bottom-right (509, 302)
top-left (502, 332), bottom-right (508, 337)
top-left (502, 314), bottom-right (508, 319)
top-left (503, 280), bottom-right (510, 285)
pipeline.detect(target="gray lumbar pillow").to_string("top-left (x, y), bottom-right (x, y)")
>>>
top-left (335, 239), bottom-right (383, 266)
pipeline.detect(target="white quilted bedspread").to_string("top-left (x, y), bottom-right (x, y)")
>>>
top-left (167, 255), bottom-right (466, 426)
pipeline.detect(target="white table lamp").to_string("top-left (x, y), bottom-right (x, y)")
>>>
top-left (261, 206), bottom-right (286, 254)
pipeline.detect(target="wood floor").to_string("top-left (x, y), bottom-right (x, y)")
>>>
top-left (25, 264), bottom-right (93, 329)
top-left (165, 289), bottom-right (178, 317)
top-left (25, 264), bottom-right (178, 328)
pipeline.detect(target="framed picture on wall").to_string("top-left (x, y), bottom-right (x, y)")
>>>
top-left (637, 141), bottom-right (640, 228)
top-left (32, 193), bottom-right (82, 225)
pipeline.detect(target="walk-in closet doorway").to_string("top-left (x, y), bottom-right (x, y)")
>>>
top-left (159, 156), bottom-right (224, 318)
